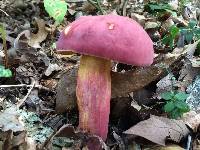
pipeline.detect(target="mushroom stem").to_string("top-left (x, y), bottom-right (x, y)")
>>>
top-left (76, 55), bottom-right (111, 141)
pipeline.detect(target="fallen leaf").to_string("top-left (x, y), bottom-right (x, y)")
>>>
top-left (26, 137), bottom-right (37, 150)
top-left (0, 107), bottom-right (24, 132)
top-left (54, 124), bottom-right (107, 150)
top-left (148, 144), bottom-right (184, 150)
top-left (28, 18), bottom-right (49, 48)
top-left (193, 139), bottom-right (200, 150)
top-left (131, 13), bottom-right (146, 26)
top-left (124, 115), bottom-right (189, 146)
top-left (181, 111), bottom-right (200, 132)
top-left (156, 73), bottom-right (176, 95)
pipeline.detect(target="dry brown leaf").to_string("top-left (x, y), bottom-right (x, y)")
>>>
top-left (174, 41), bottom-right (200, 90)
top-left (28, 18), bottom-right (49, 48)
top-left (193, 139), bottom-right (200, 150)
top-left (148, 144), bottom-right (184, 150)
top-left (181, 111), bottom-right (200, 132)
top-left (131, 13), bottom-right (146, 26)
top-left (26, 137), bottom-right (37, 150)
top-left (14, 19), bottom-right (49, 49)
top-left (124, 115), bottom-right (189, 146)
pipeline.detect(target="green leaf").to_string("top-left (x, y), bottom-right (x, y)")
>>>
top-left (174, 101), bottom-right (190, 112)
top-left (185, 31), bottom-right (194, 43)
top-left (188, 20), bottom-right (197, 29)
top-left (180, 28), bottom-right (188, 35)
top-left (44, 0), bottom-right (67, 23)
top-left (161, 35), bottom-right (170, 45)
top-left (170, 108), bottom-right (182, 119)
top-left (164, 101), bottom-right (175, 112)
top-left (165, 9), bottom-right (177, 17)
top-left (193, 28), bottom-right (200, 35)
top-left (148, 3), bottom-right (172, 11)
top-left (160, 91), bottom-right (174, 100)
top-left (0, 65), bottom-right (12, 77)
top-left (170, 25), bottom-right (179, 38)
top-left (162, 25), bottom-right (179, 49)
top-left (194, 41), bottom-right (200, 56)
top-left (169, 36), bottom-right (174, 49)
top-left (174, 92), bottom-right (189, 101)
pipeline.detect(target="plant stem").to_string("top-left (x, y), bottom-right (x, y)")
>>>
top-left (0, 25), bottom-right (8, 68)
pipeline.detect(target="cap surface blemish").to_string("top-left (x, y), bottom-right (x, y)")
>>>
top-left (107, 23), bottom-right (115, 30)
top-left (64, 26), bottom-right (71, 36)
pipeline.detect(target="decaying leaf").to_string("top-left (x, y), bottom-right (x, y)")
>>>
top-left (193, 139), bottom-right (200, 150)
top-left (156, 73), bottom-right (176, 94)
top-left (0, 107), bottom-right (24, 132)
top-left (28, 18), bottom-right (49, 48)
top-left (14, 18), bottom-right (49, 49)
top-left (124, 115), bottom-right (189, 146)
top-left (56, 68), bottom-right (77, 113)
top-left (46, 124), bottom-right (107, 149)
top-left (148, 144), bottom-right (184, 150)
top-left (26, 137), bottom-right (37, 150)
top-left (182, 111), bottom-right (200, 132)
top-left (0, 107), bottom-right (27, 149)
top-left (131, 13), bottom-right (146, 26)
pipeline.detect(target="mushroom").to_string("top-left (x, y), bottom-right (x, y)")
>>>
top-left (56, 15), bottom-right (154, 141)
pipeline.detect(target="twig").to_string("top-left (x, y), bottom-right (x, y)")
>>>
top-left (122, 0), bottom-right (128, 16)
top-left (0, 84), bottom-right (51, 91)
top-left (0, 9), bottom-right (9, 16)
top-left (17, 79), bottom-right (35, 108)
top-left (186, 135), bottom-right (192, 150)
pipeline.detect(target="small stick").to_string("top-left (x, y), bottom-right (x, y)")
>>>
top-left (186, 135), bottom-right (192, 150)
top-left (0, 9), bottom-right (9, 16)
top-left (122, 0), bottom-right (128, 16)
top-left (0, 84), bottom-right (51, 91)
top-left (17, 79), bottom-right (35, 108)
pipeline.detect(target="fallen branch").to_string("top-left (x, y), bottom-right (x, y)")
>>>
top-left (0, 84), bottom-right (51, 91)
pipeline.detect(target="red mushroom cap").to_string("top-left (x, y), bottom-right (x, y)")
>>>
top-left (57, 15), bottom-right (154, 66)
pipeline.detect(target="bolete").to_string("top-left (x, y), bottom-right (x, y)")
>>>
top-left (56, 15), bottom-right (154, 141)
